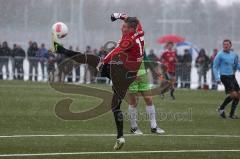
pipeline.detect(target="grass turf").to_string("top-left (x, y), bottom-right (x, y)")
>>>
top-left (0, 80), bottom-right (240, 159)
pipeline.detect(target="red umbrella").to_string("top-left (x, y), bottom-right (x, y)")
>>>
top-left (157, 35), bottom-right (185, 44)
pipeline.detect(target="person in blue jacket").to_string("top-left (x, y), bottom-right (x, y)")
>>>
top-left (213, 39), bottom-right (240, 119)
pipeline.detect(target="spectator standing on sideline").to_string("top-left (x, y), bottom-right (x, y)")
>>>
top-left (47, 50), bottom-right (56, 82)
top-left (0, 41), bottom-right (12, 79)
top-left (12, 44), bottom-right (26, 80)
top-left (98, 46), bottom-right (107, 58)
top-left (37, 43), bottom-right (49, 80)
top-left (84, 46), bottom-right (94, 83)
top-left (211, 49), bottom-right (218, 90)
top-left (56, 47), bottom-right (67, 82)
top-left (175, 54), bottom-right (183, 88)
top-left (74, 46), bottom-right (81, 82)
top-left (146, 49), bottom-right (159, 84)
top-left (182, 49), bottom-right (192, 88)
top-left (28, 42), bottom-right (39, 81)
top-left (195, 49), bottom-right (210, 89)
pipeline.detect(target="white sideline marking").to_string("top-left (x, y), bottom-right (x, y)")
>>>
top-left (0, 134), bottom-right (240, 138)
top-left (0, 150), bottom-right (240, 157)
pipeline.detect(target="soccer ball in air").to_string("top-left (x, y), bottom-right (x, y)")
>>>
top-left (52, 22), bottom-right (68, 39)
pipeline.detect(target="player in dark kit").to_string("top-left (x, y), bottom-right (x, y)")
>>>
top-left (52, 13), bottom-right (144, 150)
top-left (213, 39), bottom-right (240, 119)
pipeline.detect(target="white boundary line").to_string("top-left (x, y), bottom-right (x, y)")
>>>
top-left (0, 134), bottom-right (240, 138)
top-left (0, 150), bottom-right (240, 157)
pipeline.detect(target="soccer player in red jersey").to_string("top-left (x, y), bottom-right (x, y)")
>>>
top-left (160, 42), bottom-right (177, 100)
top-left (52, 13), bottom-right (144, 150)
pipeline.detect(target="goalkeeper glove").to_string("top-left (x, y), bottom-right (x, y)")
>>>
top-left (111, 13), bottom-right (127, 22)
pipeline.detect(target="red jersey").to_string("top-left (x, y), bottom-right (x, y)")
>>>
top-left (160, 50), bottom-right (177, 73)
top-left (104, 18), bottom-right (144, 72)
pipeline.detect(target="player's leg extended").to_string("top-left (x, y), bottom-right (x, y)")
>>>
top-left (52, 36), bottom-right (101, 69)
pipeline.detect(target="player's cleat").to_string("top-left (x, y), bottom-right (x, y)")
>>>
top-left (113, 137), bottom-right (125, 151)
top-left (151, 127), bottom-right (165, 134)
top-left (229, 115), bottom-right (239, 119)
top-left (130, 127), bottom-right (143, 135)
top-left (170, 94), bottom-right (176, 100)
top-left (51, 33), bottom-right (57, 52)
top-left (160, 93), bottom-right (165, 99)
top-left (53, 42), bottom-right (65, 54)
top-left (217, 108), bottom-right (226, 119)
top-left (51, 32), bottom-right (62, 53)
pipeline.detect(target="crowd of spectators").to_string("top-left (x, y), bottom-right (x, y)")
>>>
top-left (0, 41), bottom-right (219, 90)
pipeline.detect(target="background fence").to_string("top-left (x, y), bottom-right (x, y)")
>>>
top-left (0, 57), bottom-right (231, 91)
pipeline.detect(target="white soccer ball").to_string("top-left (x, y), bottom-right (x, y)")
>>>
top-left (52, 22), bottom-right (68, 39)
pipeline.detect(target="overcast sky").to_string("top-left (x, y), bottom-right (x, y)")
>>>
top-left (212, 0), bottom-right (239, 6)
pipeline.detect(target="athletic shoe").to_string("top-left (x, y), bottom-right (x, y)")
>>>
top-left (51, 32), bottom-right (62, 53)
top-left (217, 108), bottom-right (226, 119)
top-left (53, 42), bottom-right (63, 53)
top-left (160, 93), bottom-right (165, 99)
top-left (130, 127), bottom-right (143, 135)
top-left (113, 137), bottom-right (125, 151)
top-left (151, 127), bottom-right (165, 134)
top-left (51, 33), bottom-right (58, 52)
top-left (229, 115), bottom-right (239, 119)
top-left (170, 95), bottom-right (176, 100)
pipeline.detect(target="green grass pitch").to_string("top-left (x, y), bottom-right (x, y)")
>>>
top-left (0, 80), bottom-right (240, 159)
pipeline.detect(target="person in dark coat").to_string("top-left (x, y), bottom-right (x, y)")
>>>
top-left (12, 44), bottom-right (26, 80)
top-left (0, 41), bottom-right (12, 79)
top-left (195, 49), bottom-right (210, 89)
top-left (27, 42), bottom-right (39, 81)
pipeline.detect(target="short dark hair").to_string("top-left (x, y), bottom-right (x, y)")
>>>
top-left (223, 39), bottom-right (232, 45)
top-left (124, 17), bottom-right (139, 30)
top-left (166, 41), bottom-right (174, 46)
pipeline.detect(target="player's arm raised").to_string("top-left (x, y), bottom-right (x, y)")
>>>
top-left (111, 13), bottom-right (143, 33)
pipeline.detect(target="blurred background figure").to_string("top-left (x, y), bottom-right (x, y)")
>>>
top-left (37, 43), bottom-right (49, 81)
top-left (74, 46), bottom-right (81, 82)
top-left (182, 49), bottom-right (192, 88)
top-left (12, 44), bottom-right (26, 80)
top-left (28, 41), bottom-right (39, 81)
top-left (56, 50), bottom-right (66, 82)
top-left (147, 49), bottom-right (159, 84)
top-left (98, 46), bottom-right (107, 58)
top-left (47, 50), bottom-right (56, 83)
top-left (195, 49), bottom-right (210, 89)
top-left (0, 41), bottom-right (12, 79)
top-left (66, 46), bottom-right (74, 82)
top-left (175, 54), bottom-right (183, 88)
top-left (84, 45), bottom-right (96, 83)
top-left (211, 49), bottom-right (218, 90)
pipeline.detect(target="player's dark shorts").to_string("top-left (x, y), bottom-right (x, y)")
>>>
top-left (220, 75), bottom-right (240, 94)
